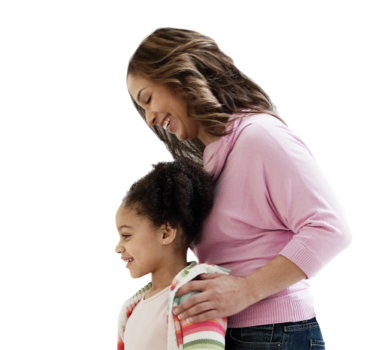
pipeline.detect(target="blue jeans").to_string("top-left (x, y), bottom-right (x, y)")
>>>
top-left (225, 317), bottom-right (325, 349)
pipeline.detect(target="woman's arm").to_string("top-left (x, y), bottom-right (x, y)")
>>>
top-left (173, 255), bottom-right (306, 323)
top-left (245, 254), bottom-right (307, 303)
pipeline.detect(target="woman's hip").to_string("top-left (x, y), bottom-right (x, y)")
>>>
top-left (225, 317), bottom-right (325, 350)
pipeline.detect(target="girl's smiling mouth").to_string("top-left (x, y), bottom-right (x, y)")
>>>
top-left (124, 258), bottom-right (135, 268)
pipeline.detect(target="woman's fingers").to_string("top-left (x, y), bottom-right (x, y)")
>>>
top-left (173, 277), bottom-right (219, 317)
top-left (184, 309), bottom-right (219, 324)
top-left (175, 280), bottom-right (204, 298)
top-left (177, 301), bottom-right (214, 322)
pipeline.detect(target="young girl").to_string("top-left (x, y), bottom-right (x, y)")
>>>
top-left (115, 157), bottom-right (229, 350)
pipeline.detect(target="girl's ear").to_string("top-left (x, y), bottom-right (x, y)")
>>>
top-left (159, 223), bottom-right (178, 245)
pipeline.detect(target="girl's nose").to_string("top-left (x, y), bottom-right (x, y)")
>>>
top-left (115, 244), bottom-right (123, 254)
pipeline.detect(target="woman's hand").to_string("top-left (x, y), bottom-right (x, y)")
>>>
top-left (173, 273), bottom-right (253, 323)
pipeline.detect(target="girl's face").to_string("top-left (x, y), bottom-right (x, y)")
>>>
top-left (127, 74), bottom-right (201, 142)
top-left (115, 205), bottom-right (163, 280)
top-left (115, 204), bottom-right (165, 279)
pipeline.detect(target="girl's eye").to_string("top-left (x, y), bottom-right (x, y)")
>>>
top-left (147, 96), bottom-right (152, 104)
top-left (122, 235), bottom-right (131, 239)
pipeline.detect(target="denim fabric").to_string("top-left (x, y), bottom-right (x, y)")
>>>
top-left (225, 317), bottom-right (325, 350)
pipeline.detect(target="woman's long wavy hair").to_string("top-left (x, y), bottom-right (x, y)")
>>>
top-left (128, 27), bottom-right (286, 167)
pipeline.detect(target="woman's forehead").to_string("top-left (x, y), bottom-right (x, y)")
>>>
top-left (127, 75), bottom-right (151, 93)
top-left (127, 75), bottom-right (155, 104)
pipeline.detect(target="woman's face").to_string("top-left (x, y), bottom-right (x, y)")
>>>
top-left (127, 74), bottom-right (201, 142)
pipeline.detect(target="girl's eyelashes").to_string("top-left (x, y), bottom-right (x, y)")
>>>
top-left (122, 234), bottom-right (131, 239)
top-left (146, 96), bottom-right (152, 104)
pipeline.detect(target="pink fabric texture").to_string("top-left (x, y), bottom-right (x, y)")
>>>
top-left (193, 113), bottom-right (352, 328)
top-left (123, 286), bottom-right (170, 349)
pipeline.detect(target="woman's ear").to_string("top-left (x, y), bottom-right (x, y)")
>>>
top-left (159, 223), bottom-right (178, 245)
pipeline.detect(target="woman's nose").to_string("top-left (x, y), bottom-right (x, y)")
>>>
top-left (145, 114), bottom-right (155, 127)
top-left (145, 109), bottom-right (156, 127)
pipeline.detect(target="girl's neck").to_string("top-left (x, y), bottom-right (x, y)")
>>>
top-left (148, 261), bottom-right (189, 295)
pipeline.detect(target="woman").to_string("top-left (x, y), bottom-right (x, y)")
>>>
top-left (126, 27), bottom-right (351, 349)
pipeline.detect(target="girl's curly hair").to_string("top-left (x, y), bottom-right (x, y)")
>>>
top-left (122, 157), bottom-right (214, 249)
top-left (128, 27), bottom-right (286, 167)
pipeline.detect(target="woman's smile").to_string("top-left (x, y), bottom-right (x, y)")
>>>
top-left (166, 117), bottom-right (173, 133)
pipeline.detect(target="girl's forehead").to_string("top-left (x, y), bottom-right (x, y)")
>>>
top-left (115, 203), bottom-right (128, 221)
top-left (116, 204), bottom-right (131, 223)
top-left (116, 205), bottom-right (141, 224)
top-left (116, 203), bottom-right (129, 216)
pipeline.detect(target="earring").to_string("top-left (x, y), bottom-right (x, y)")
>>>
top-left (163, 240), bottom-right (166, 244)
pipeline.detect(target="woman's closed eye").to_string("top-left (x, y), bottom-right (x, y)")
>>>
top-left (146, 96), bottom-right (151, 104)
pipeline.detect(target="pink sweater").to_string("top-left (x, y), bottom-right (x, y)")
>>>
top-left (193, 113), bottom-right (352, 328)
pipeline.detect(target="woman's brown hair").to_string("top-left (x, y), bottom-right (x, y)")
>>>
top-left (128, 27), bottom-right (285, 167)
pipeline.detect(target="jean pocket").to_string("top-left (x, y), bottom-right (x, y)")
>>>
top-left (284, 318), bottom-right (320, 333)
top-left (228, 328), bottom-right (282, 349)
top-left (310, 339), bottom-right (326, 349)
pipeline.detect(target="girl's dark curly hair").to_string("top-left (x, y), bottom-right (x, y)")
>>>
top-left (122, 157), bottom-right (214, 249)
top-left (128, 27), bottom-right (287, 167)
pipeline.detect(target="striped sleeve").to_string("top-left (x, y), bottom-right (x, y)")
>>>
top-left (180, 317), bottom-right (227, 350)
top-left (117, 332), bottom-right (124, 350)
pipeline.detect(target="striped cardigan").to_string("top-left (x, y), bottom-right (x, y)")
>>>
top-left (117, 261), bottom-right (230, 350)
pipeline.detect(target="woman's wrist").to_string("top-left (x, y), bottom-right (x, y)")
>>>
top-left (231, 276), bottom-right (259, 309)
top-left (243, 255), bottom-right (307, 305)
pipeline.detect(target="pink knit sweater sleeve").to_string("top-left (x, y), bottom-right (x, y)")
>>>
top-left (236, 119), bottom-right (352, 279)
